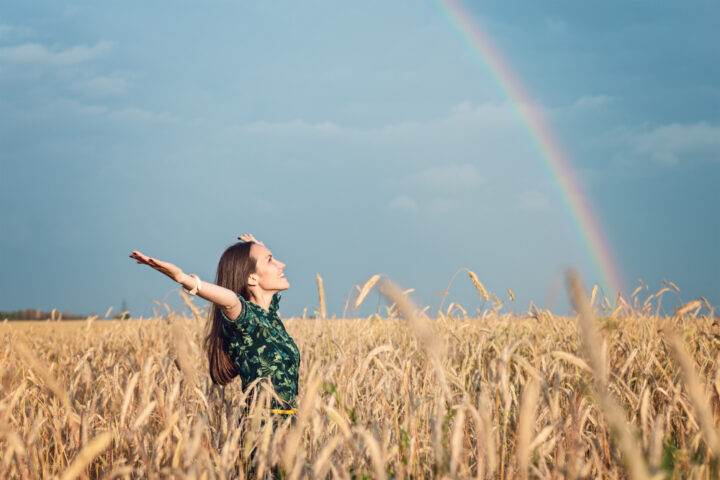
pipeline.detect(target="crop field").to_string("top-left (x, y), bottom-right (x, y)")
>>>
top-left (1, 275), bottom-right (719, 479)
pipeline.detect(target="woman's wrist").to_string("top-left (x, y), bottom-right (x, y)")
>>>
top-left (181, 273), bottom-right (202, 295)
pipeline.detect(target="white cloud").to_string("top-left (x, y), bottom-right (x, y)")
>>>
top-left (544, 17), bottom-right (567, 35)
top-left (75, 75), bottom-right (129, 95)
top-left (75, 104), bottom-right (108, 116)
top-left (0, 24), bottom-right (33, 39)
top-left (240, 119), bottom-right (344, 135)
top-left (0, 41), bottom-right (114, 65)
top-left (395, 163), bottom-right (486, 192)
top-left (105, 107), bottom-right (180, 124)
top-left (632, 122), bottom-right (720, 165)
top-left (384, 164), bottom-right (487, 216)
top-left (427, 197), bottom-right (458, 215)
top-left (0, 25), bottom-right (14, 38)
top-left (388, 195), bottom-right (417, 213)
top-left (63, 5), bottom-right (85, 19)
top-left (41, 100), bottom-right (180, 125)
top-left (571, 95), bottom-right (613, 109)
top-left (229, 101), bottom-right (520, 140)
top-left (516, 190), bottom-right (551, 212)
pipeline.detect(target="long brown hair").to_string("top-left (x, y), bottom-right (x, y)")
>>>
top-left (204, 241), bottom-right (257, 385)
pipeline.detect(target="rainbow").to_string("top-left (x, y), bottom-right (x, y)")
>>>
top-left (432, 0), bottom-right (624, 296)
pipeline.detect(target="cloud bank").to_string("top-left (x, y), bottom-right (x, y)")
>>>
top-left (0, 41), bottom-right (114, 65)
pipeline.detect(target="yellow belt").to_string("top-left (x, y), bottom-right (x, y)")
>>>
top-left (269, 408), bottom-right (297, 415)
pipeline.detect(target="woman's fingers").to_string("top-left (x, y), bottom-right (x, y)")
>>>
top-left (129, 251), bottom-right (181, 282)
top-left (237, 233), bottom-right (264, 246)
top-left (130, 251), bottom-right (158, 268)
top-left (130, 250), bottom-right (147, 261)
top-left (146, 258), bottom-right (164, 270)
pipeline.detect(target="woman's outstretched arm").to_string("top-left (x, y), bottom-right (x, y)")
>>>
top-left (129, 251), bottom-right (243, 320)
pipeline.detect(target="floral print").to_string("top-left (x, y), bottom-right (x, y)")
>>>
top-left (222, 293), bottom-right (300, 408)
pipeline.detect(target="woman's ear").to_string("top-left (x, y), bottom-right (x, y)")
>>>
top-left (247, 274), bottom-right (258, 287)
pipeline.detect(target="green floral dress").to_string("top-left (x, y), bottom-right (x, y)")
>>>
top-left (222, 293), bottom-right (300, 409)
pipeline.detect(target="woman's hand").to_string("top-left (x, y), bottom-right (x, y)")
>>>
top-left (237, 233), bottom-right (264, 246)
top-left (130, 250), bottom-right (241, 315)
top-left (130, 251), bottom-right (186, 284)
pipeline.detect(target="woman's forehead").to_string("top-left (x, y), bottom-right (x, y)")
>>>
top-left (250, 243), bottom-right (271, 257)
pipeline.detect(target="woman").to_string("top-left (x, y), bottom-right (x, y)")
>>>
top-left (129, 233), bottom-right (300, 415)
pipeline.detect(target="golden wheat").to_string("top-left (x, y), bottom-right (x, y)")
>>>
top-left (0, 275), bottom-right (718, 478)
top-left (316, 273), bottom-right (327, 319)
top-left (354, 274), bottom-right (381, 309)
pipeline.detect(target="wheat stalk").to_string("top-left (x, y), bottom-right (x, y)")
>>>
top-left (567, 270), bottom-right (652, 480)
top-left (59, 432), bottom-right (112, 480)
top-left (316, 273), bottom-right (327, 319)
top-left (466, 270), bottom-right (489, 303)
top-left (354, 274), bottom-right (381, 309)
top-left (664, 326), bottom-right (720, 461)
top-left (516, 380), bottom-right (540, 480)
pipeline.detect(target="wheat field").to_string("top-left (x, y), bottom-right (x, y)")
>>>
top-left (1, 274), bottom-right (719, 479)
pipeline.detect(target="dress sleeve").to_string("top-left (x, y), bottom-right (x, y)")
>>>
top-left (220, 294), bottom-right (246, 326)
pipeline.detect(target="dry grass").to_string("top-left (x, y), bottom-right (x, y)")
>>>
top-left (1, 275), bottom-right (719, 479)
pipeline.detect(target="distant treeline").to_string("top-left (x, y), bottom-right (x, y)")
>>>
top-left (1, 309), bottom-right (88, 321)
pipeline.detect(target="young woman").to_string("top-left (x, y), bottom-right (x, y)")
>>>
top-left (129, 234), bottom-right (300, 415)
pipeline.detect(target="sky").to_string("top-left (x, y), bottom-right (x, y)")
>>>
top-left (1, 1), bottom-right (718, 318)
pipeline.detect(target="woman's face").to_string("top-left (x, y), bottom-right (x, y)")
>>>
top-left (249, 243), bottom-right (290, 292)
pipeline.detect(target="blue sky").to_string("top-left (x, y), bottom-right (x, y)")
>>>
top-left (1, 1), bottom-right (718, 317)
